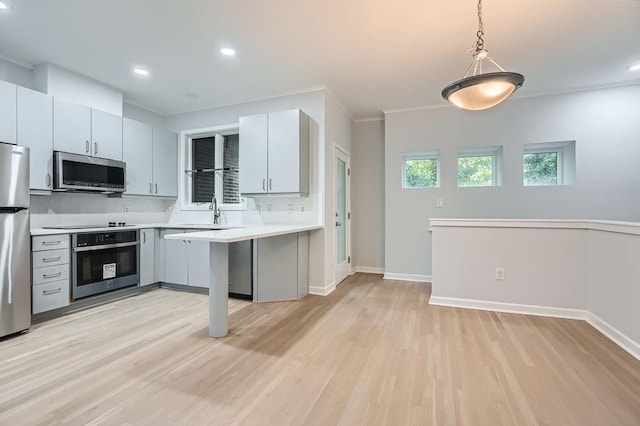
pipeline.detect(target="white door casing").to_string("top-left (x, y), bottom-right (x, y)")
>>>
top-left (334, 145), bottom-right (351, 285)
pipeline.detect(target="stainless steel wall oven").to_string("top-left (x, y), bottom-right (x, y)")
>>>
top-left (72, 230), bottom-right (139, 300)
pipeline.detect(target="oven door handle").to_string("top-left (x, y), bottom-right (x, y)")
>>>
top-left (73, 241), bottom-right (139, 252)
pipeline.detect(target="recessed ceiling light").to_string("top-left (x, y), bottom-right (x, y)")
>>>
top-left (219, 47), bottom-right (236, 57)
top-left (0, 1), bottom-right (8, 10)
top-left (628, 63), bottom-right (640, 72)
top-left (133, 67), bottom-right (149, 77)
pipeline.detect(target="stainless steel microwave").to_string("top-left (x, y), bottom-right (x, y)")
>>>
top-left (54, 151), bottom-right (126, 193)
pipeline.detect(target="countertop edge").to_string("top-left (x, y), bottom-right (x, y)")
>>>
top-left (164, 225), bottom-right (324, 243)
top-left (429, 218), bottom-right (640, 236)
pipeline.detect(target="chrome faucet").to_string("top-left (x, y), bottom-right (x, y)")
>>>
top-left (211, 194), bottom-right (221, 224)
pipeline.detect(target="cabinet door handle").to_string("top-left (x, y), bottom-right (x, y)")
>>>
top-left (42, 256), bottom-right (61, 263)
top-left (43, 272), bottom-right (62, 279)
top-left (94, 142), bottom-right (98, 155)
top-left (149, 182), bottom-right (152, 194)
top-left (46, 173), bottom-right (51, 188)
top-left (269, 178), bottom-right (272, 190)
top-left (86, 140), bottom-right (90, 153)
top-left (143, 232), bottom-right (146, 244)
top-left (43, 288), bottom-right (62, 296)
top-left (42, 240), bottom-right (61, 246)
top-left (155, 183), bottom-right (158, 194)
top-left (262, 179), bottom-right (266, 191)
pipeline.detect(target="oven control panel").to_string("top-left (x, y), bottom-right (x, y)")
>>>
top-left (75, 230), bottom-right (138, 247)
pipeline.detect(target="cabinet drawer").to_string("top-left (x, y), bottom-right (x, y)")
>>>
top-left (32, 264), bottom-right (69, 285)
top-left (32, 248), bottom-right (69, 268)
top-left (32, 235), bottom-right (70, 252)
top-left (33, 280), bottom-right (70, 314)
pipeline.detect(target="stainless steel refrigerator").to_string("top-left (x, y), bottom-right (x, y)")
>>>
top-left (0, 143), bottom-right (30, 338)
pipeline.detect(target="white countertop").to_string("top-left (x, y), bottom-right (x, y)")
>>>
top-left (430, 218), bottom-right (640, 236)
top-left (30, 223), bottom-right (239, 236)
top-left (164, 224), bottom-right (323, 243)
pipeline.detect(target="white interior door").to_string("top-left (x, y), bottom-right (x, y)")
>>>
top-left (335, 147), bottom-right (351, 285)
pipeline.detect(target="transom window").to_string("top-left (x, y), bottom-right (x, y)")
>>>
top-left (457, 147), bottom-right (502, 187)
top-left (402, 152), bottom-right (440, 188)
top-left (523, 141), bottom-right (575, 186)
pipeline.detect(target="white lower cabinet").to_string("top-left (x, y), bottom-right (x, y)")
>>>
top-left (33, 280), bottom-right (70, 314)
top-left (139, 229), bottom-right (156, 286)
top-left (162, 230), bottom-right (209, 288)
top-left (32, 234), bottom-right (71, 314)
top-left (254, 232), bottom-right (309, 302)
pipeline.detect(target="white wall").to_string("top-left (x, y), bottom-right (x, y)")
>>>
top-left (33, 63), bottom-right (123, 116)
top-left (384, 85), bottom-right (640, 278)
top-left (587, 230), bottom-right (640, 351)
top-left (432, 226), bottom-right (587, 310)
top-left (352, 120), bottom-right (385, 271)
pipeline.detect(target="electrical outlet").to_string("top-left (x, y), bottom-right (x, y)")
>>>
top-left (436, 198), bottom-right (444, 208)
top-left (123, 205), bottom-right (129, 214)
top-left (300, 205), bottom-right (305, 212)
top-left (288, 204), bottom-right (294, 214)
top-left (495, 267), bottom-right (505, 280)
top-left (267, 204), bottom-right (273, 212)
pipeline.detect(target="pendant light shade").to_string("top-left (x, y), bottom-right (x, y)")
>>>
top-left (442, 0), bottom-right (524, 110)
top-left (442, 72), bottom-right (525, 111)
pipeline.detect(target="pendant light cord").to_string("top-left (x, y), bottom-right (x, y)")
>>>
top-left (475, 0), bottom-right (485, 54)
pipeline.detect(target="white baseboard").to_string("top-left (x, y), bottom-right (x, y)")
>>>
top-left (309, 281), bottom-right (336, 296)
top-left (429, 296), bottom-right (587, 320)
top-left (354, 266), bottom-right (384, 274)
top-left (586, 312), bottom-right (640, 361)
top-left (383, 272), bottom-right (432, 283)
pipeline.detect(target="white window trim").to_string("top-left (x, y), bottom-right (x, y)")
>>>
top-left (523, 141), bottom-right (575, 186)
top-left (178, 124), bottom-right (246, 211)
top-left (402, 151), bottom-right (440, 189)
top-left (457, 146), bottom-right (503, 187)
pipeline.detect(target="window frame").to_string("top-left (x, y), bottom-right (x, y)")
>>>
top-left (522, 141), bottom-right (575, 186)
top-left (402, 151), bottom-right (441, 189)
top-left (457, 146), bottom-right (503, 187)
top-left (178, 124), bottom-right (246, 212)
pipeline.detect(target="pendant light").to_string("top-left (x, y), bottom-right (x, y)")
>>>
top-left (442, 0), bottom-right (524, 111)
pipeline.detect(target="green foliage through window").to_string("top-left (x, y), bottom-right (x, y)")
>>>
top-left (523, 152), bottom-right (558, 186)
top-left (404, 157), bottom-right (438, 188)
top-left (458, 155), bottom-right (494, 187)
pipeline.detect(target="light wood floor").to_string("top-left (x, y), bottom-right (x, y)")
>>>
top-left (0, 274), bottom-right (639, 425)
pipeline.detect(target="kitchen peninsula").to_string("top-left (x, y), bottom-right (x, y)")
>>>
top-left (165, 224), bottom-right (323, 337)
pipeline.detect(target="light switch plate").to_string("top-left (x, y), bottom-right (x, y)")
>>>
top-left (436, 198), bottom-right (444, 208)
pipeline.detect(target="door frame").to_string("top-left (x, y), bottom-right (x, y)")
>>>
top-left (334, 144), bottom-right (352, 285)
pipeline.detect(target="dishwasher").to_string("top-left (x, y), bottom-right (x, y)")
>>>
top-left (229, 240), bottom-right (253, 300)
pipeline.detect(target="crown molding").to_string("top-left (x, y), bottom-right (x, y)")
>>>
top-left (0, 53), bottom-right (34, 71)
top-left (324, 87), bottom-right (354, 121)
top-left (353, 116), bottom-right (385, 123)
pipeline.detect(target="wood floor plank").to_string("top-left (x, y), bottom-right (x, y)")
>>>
top-left (0, 273), bottom-right (639, 425)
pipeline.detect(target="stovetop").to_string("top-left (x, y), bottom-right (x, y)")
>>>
top-left (42, 222), bottom-right (132, 230)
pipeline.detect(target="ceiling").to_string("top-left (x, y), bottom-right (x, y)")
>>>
top-left (0, 0), bottom-right (639, 120)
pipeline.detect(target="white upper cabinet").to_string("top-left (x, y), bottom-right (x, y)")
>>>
top-left (91, 109), bottom-right (123, 160)
top-left (53, 98), bottom-right (123, 161)
top-left (239, 113), bottom-right (268, 194)
top-left (0, 80), bottom-right (17, 145)
top-left (17, 87), bottom-right (53, 191)
top-left (239, 109), bottom-right (309, 195)
top-left (53, 99), bottom-right (91, 155)
top-left (267, 110), bottom-right (309, 194)
top-left (152, 128), bottom-right (178, 197)
top-left (123, 118), bottom-right (153, 195)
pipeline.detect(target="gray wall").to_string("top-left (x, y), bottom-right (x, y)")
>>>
top-left (384, 84), bottom-right (640, 278)
top-left (123, 102), bottom-right (168, 129)
top-left (0, 57), bottom-right (34, 88)
top-left (352, 120), bottom-right (385, 271)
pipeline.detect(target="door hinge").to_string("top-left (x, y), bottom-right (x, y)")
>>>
top-left (348, 256), bottom-right (351, 263)
top-left (348, 212), bottom-right (351, 220)
top-left (348, 168), bottom-right (351, 176)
